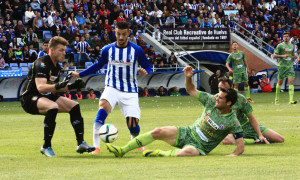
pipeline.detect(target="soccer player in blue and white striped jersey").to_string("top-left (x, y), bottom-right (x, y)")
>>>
top-left (38, 41), bottom-right (49, 58)
top-left (72, 21), bottom-right (151, 154)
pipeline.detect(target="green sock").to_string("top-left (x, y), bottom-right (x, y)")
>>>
top-left (158, 149), bottom-right (180, 157)
top-left (245, 86), bottom-right (250, 99)
top-left (289, 85), bottom-right (294, 102)
top-left (244, 139), bottom-right (255, 144)
top-left (275, 84), bottom-right (281, 101)
top-left (121, 132), bottom-right (154, 154)
top-left (234, 88), bottom-right (238, 92)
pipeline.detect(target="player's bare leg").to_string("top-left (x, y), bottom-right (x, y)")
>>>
top-left (222, 134), bottom-right (236, 145)
top-left (263, 129), bottom-right (285, 143)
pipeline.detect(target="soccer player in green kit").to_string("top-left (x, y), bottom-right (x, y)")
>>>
top-left (273, 32), bottom-right (300, 104)
top-left (106, 66), bottom-right (245, 157)
top-left (226, 42), bottom-right (254, 103)
top-left (218, 78), bottom-right (284, 144)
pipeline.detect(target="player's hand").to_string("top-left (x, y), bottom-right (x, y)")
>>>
top-left (55, 72), bottom-right (73, 90)
top-left (259, 135), bottom-right (270, 144)
top-left (229, 69), bottom-right (233, 74)
top-left (138, 68), bottom-right (148, 77)
top-left (183, 66), bottom-right (193, 77)
top-left (71, 71), bottom-right (80, 78)
top-left (68, 78), bottom-right (85, 90)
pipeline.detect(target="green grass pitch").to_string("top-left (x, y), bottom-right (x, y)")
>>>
top-left (1, 92), bottom-right (300, 179)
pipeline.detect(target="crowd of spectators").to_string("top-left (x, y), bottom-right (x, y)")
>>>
top-left (0, 0), bottom-right (299, 69)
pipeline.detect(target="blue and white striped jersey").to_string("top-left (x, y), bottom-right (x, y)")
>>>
top-left (38, 51), bottom-right (48, 58)
top-left (77, 41), bottom-right (89, 53)
top-left (79, 42), bottom-right (151, 93)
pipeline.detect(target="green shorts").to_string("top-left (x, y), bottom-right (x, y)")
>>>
top-left (233, 71), bottom-right (248, 84)
top-left (277, 66), bottom-right (295, 80)
top-left (175, 126), bottom-right (206, 155)
top-left (242, 123), bottom-right (269, 139)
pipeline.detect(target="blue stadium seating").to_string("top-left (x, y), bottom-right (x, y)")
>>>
top-left (28, 63), bottom-right (33, 70)
top-left (43, 31), bottom-right (52, 41)
top-left (85, 62), bottom-right (93, 69)
top-left (10, 63), bottom-right (19, 69)
top-left (20, 63), bottom-right (29, 76)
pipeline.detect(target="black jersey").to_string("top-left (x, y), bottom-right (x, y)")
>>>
top-left (21, 55), bottom-right (61, 96)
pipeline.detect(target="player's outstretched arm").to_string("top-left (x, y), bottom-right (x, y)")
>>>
top-left (183, 66), bottom-right (198, 98)
top-left (227, 137), bottom-right (244, 156)
top-left (247, 113), bottom-right (270, 144)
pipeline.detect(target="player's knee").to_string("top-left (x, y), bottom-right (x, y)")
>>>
top-left (151, 128), bottom-right (164, 139)
top-left (177, 148), bottom-right (199, 156)
top-left (48, 103), bottom-right (59, 111)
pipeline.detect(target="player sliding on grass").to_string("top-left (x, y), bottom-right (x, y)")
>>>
top-left (106, 66), bottom-right (244, 157)
top-left (273, 32), bottom-right (300, 105)
top-left (218, 78), bottom-right (284, 145)
top-left (226, 42), bottom-right (254, 103)
top-left (71, 21), bottom-right (151, 154)
top-left (20, 36), bottom-right (95, 157)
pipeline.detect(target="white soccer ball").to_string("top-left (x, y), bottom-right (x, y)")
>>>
top-left (98, 124), bottom-right (118, 143)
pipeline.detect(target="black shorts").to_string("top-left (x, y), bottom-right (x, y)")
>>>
top-left (20, 93), bottom-right (60, 115)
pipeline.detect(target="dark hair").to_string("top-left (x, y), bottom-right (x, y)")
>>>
top-left (218, 77), bottom-right (233, 88)
top-left (116, 21), bottom-right (129, 29)
top-left (232, 41), bottom-right (238, 45)
top-left (219, 87), bottom-right (237, 107)
top-left (282, 32), bottom-right (290, 37)
top-left (43, 41), bottom-right (49, 45)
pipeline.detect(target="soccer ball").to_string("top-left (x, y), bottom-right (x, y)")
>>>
top-left (98, 124), bottom-right (118, 143)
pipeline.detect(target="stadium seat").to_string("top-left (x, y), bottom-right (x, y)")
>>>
top-left (58, 63), bottom-right (63, 67)
top-left (79, 30), bottom-right (84, 34)
top-left (10, 63), bottom-right (19, 69)
top-left (94, 91), bottom-right (101, 98)
top-left (145, 45), bottom-right (150, 49)
top-left (155, 52), bottom-right (161, 55)
top-left (85, 62), bottom-right (93, 69)
top-left (43, 31), bottom-right (52, 41)
top-left (28, 63), bottom-right (33, 70)
top-left (65, 47), bottom-right (73, 54)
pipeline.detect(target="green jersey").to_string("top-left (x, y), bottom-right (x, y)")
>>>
top-left (274, 42), bottom-right (295, 67)
top-left (226, 51), bottom-right (246, 74)
top-left (190, 91), bottom-right (242, 154)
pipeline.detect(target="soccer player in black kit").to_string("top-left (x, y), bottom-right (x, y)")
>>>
top-left (20, 36), bottom-right (95, 157)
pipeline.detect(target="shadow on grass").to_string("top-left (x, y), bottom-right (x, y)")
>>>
top-left (59, 155), bottom-right (136, 159)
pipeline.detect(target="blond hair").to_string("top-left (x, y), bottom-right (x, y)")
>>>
top-left (48, 36), bottom-right (69, 49)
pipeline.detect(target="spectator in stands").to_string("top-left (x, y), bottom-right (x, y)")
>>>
top-left (68, 61), bottom-right (76, 71)
top-left (0, 53), bottom-right (8, 69)
top-left (157, 61), bottom-right (166, 72)
top-left (290, 24), bottom-right (300, 39)
top-left (76, 11), bottom-right (86, 30)
top-left (88, 89), bottom-right (96, 99)
top-left (76, 36), bottom-right (92, 66)
top-left (24, 7), bottom-right (35, 27)
top-left (117, 12), bottom-right (127, 23)
top-left (248, 69), bottom-right (260, 93)
top-left (170, 86), bottom-right (181, 96)
top-left (209, 69), bottom-right (221, 94)
top-left (51, 20), bottom-right (63, 36)
top-left (76, 89), bottom-right (83, 100)
top-left (165, 14), bottom-right (175, 28)
top-left (128, 34), bottom-right (137, 44)
top-left (9, 37), bottom-right (18, 52)
top-left (62, 28), bottom-right (74, 44)
top-left (264, 40), bottom-right (275, 56)
top-left (260, 74), bottom-right (272, 93)
top-left (185, 19), bottom-right (195, 28)
top-left (3, 1), bottom-right (13, 17)
top-left (38, 41), bottom-right (49, 58)
top-left (23, 28), bottom-right (37, 45)
top-left (30, 0), bottom-right (40, 12)
top-left (142, 87), bottom-right (151, 97)
top-left (135, 11), bottom-right (144, 29)
top-left (64, 0), bottom-right (74, 14)
top-left (100, 33), bottom-right (111, 47)
top-left (90, 45), bottom-right (101, 63)
top-left (214, 18), bottom-right (224, 28)
top-left (180, 11), bottom-right (188, 27)
top-left (200, 17), bottom-right (212, 28)
top-left (6, 47), bottom-right (16, 63)
top-left (31, 37), bottom-right (39, 52)
top-left (33, 12), bottom-right (48, 37)
top-left (28, 44), bottom-right (38, 62)
top-left (61, 61), bottom-right (69, 74)
top-left (23, 45), bottom-right (30, 62)
top-left (247, 35), bottom-right (255, 46)
top-left (14, 20), bottom-right (26, 39)
top-left (157, 86), bottom-right (166, 96)
top-left (14, 46), bottom-right (23, 63)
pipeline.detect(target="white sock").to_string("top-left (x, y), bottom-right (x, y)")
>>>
top-left (93, 122), bottom-right (102, 149)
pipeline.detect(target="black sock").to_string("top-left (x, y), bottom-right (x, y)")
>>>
top-left (69, 104), bottom-right (84, 145)
top-left (43, 109), bottom-right (58, 148)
